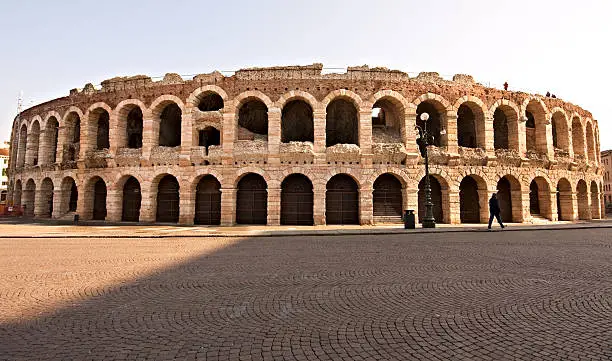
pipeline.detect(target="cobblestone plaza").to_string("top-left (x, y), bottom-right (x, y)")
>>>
top-left (1, 227), bottom-right (610, 360)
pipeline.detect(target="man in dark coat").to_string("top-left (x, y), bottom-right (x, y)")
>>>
top-left (488, 193), bottom-right (505, 230)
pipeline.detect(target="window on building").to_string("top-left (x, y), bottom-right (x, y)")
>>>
top-left (1, 168), bottom-right (5, 176)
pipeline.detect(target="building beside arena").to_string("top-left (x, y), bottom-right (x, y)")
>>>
top-left (602, 149), bottom-right (612, 214)
top-left (0, 146), bottom-right (9, 203)
top-left (7, 64), bottom-right (605, 225)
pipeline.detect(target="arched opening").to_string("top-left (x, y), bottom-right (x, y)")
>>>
top-left (156, 175), bottom-right (180, 223)
top-left (457, 103), bottom-right (483, 148)
top-left (525, 111), bottom-right (536, 151)
top-left (122, 177), bottom-right (141, 222)
top-left (158, 104), bottom-right (182, 147)
top-left (69, 181), bottom-right (78, 212)
top-left (63, 112), bottom-right (81, 162)
top-left (577, 180), bottom-right (589, 220)
top-left (418, 176), bottom-right (445, 223)
top-left (326, 99), bottom-right (358, 147)
top-left (237, 99), bottom-right (268, 141)
top-left (493, 108), bottom-right (509, 150)
top-left (13, 180), bottom-right (22, 206)
top-left (586, 123), bottom-right (596, 162)
top-left (529, 177), bottom-right (552, 219)
top-left (525, 101), bottom-right (547, 154)
top-left (89, 110), bottom-right (110, 150)
top-left (23, 179), bottom-right (36, 217)
top-left (556, 178), bottom-right (573, 221)
top-left (127, 107), bottom-right (143, 149)
top-left (282, 100), bottom-right (314, 143)
top-left (572, 117), bottom-right (585, 158)
top-left (39, 178), bottom-right (54, 218)
top-left (497, 175), bottom-right (522, 223)
top-left (106, 104), bottom-right (141, 150)
top-left (59, 177), bottom-right (77, 215)
top-left (44, 117), bottom-right (59, 164)
top-left (28, 121), bottom-right (40, 166)
top-left (590, 181), bottom-right (600, 219)
top-left (197, 93), bottom-right (224, 111)
top-left (459, 176), bottom-right (481, 223)
top-left (529, 180), bottom-right (540, 215)
top-left (236, 173), bottom-right (268, 225)
top-left (371, 98), bottom-right (403, 143)
top-left (373, 173), bottom-right (403, 219)
top-left (326, 174), bottom-right (359, 224)
top-left (17, 125), bottom-right (27, 168)
top-left (280, 174), bottom-right (314, 225)
top-left (92, 178), bottom-right (107, 220)
top-left (198, 127), bottom-right (221, 155)
top-left (551, 112), bottom-right (569, 151)
top-left (416, 101), bottom-right (444, 151)
top-left (194, 175), bottom-right (221, 225)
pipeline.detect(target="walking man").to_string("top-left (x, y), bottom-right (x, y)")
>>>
top-left (488, 193), bottom-right (505, 230)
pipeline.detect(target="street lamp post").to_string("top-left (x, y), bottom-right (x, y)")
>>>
top-left (416, 112), bottom-right (436, 228)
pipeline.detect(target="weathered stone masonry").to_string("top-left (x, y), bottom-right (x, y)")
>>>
top-left (7, 64), bottom-right (604, 225)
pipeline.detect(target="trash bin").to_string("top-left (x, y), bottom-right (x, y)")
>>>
top-left (403, 210), bottom-right (415, 229)
top-left (74, 214), bottom-right (79, 224)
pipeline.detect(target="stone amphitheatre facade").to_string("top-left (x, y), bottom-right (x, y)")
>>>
top-left (7, 64), bottom-right (605, 226)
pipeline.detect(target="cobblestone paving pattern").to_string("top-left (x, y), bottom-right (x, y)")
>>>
top-left (0, 229), bottom-right (611, 360)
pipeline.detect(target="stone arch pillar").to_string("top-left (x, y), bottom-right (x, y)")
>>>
top-left (403, 186), bottom-right (418, 220)
top-left (359, 110), bottom-right (373, 164)
top-left (446, 110), bottom-right (458, 154)
top-left (221, 112), bottom-right (235, 166)
top-left (448, 190), bottom-right (460, 224)
top-left (51, 189), bottom-right (63, 219)
top-left (267, 186), bottom-right (281, 226)
top-left (76, 181), bottom-right (88, 219)
top-left (484, 113), bottom-right (495, 156)
top-left (550, 189), bottom-right (558, 221)
top-left (313, 183), bottom-right (326, 225)
top-left (544, 117), bottom-right (555, 159)
top-left (267, 107), bottom-right (282, 166)
top-left (568, 191), bottom-right (578, 221)
top-left (220, 187), bottom-right (236, 226)
top-left (518, 120), bottom-right (527, 157)
top-left (139, 182), bottom-right (155, 222)
top-left (404, 108), bottom-right (418, 154)
top-left (180, 110), bottom-right (194, 167)
top-left (521, 189), bottom-right (532, 221)
top-left (313, 109), bottom-right (326, 164)
top-left (179, 184), bottom-right (194, 225)
top-left (106, 186), bottom-right (122, 222)
top-left (34, 189), bottom-right (47, 218)
top-left (141, 111), bottom-right (155, 161)
top-left (109, 111), bottom-right (119, 158)
top-left (360, 185), bottom-right (373, 225)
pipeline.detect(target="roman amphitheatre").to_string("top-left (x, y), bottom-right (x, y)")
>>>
top-left (7, 64), bottom-right (604, 226)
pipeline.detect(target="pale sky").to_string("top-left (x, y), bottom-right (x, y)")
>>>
top-left (1, 0), bottom-right (610, 149)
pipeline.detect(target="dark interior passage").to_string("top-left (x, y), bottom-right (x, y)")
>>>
top-left (159, 104), bottom-right (182, 147)
top-left (281, 174), bottom-right (314, 225)
top-left (326, 174), bottom-right (359, 225)
top-left (326, 99), bottom-right (358, 147)
top-left (156, 175), bottom-right (180, 223)
top-left (236, 174), bottom-right (268, 225)
top-left (282, 100), bottom-right (314, 142)
top-left (195, 176), bottom-right (221, 225)
top-left (122, 177), bottom-right (141, 222)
